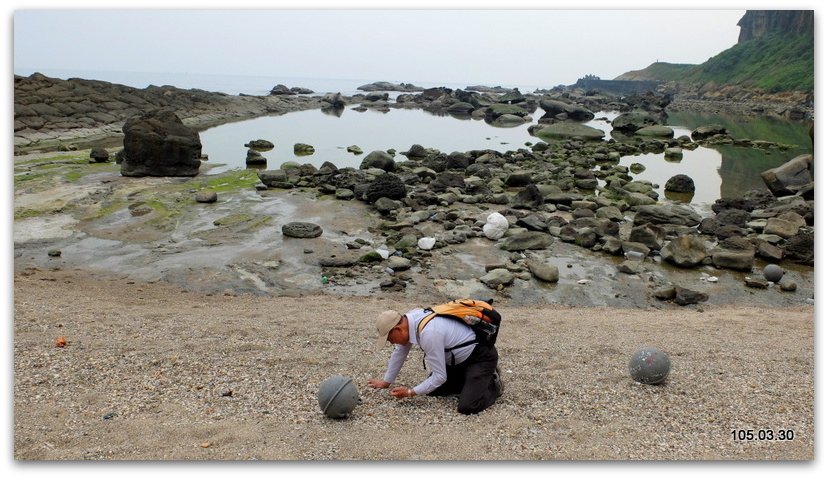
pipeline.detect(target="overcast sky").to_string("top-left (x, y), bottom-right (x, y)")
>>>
top-left (12, 8), bottom-right (748, 88)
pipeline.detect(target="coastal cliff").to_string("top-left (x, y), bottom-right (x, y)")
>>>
top-left (737, 10), bottom-right (813, 43)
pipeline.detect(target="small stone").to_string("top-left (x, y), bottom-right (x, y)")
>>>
top-left (89, 147), bottom-right (110, 163)
top-left (617, 260), bottom-right (642, 274)
top-left (744, 276), bottom-right (770, 289)
top-left (195, 191), bottom-right (218, 203)
top-left (778, 278), bottom-right (798, 292)
top-left (47, 249), bottom-right (61, 257)
top-left (674, 287), bottom-right (708, 305)
top-left (282, 222), bottom-right (323, 238)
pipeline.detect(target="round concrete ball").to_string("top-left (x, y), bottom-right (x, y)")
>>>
top-left (629, 347), bottom-right (671, 385)
top-left (317, 375), bottom-right (361, 419)
top-left (763, 264), bottom-right (785, 283)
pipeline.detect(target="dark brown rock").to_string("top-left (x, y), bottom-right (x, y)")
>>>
top-left (120, 109), bottom-right (202, 177)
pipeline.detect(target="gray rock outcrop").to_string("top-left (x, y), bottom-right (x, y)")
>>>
top-left (120, 109), bottom-right (202, 177)
top-left (760, 154), bottom-right (813, 197)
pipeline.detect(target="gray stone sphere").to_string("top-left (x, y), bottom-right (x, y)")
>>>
top-left (763, 264), bottom-right (785, 283)
top-left (317, 375), bottom-right (361, 419)
top-left (629, 347), bottom-right (671, 385)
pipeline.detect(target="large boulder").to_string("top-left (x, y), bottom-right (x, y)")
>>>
top-left (629, 224), bottom-right (664, 250)
top-left (611, 112), bottom-right (658, 134)
top-left (485, 103), bottom-right (528, 121)
top-left (664, 174), bottom-right (696, 193)
top-left (89, 148), bottom-right (110, 163)
top-left (538, 99), bottom-right (595, 122)
top-left (269, 84), bottom-right (295, 95)
top-left (633, 205), bottom-right (702, 227)
top-left (691, 124), bottom-right (727, 141)
top-left (660, 235), bottom-right (709, 268)
top-left (499, 231), bottom-right (553, 251)
top-left (497, 88), bottom-right (526, 104)
top-left (535, 122), bottom-right (605, 141)
top-left (428, 171), bottom-right (465, 193)
top-left (783, 230), bottom-right (814, 265)
top-left (365, 173), bottom-right (406, 204)
top-left (447, 101), bottom-right (475, 114)
top-left (120, 109), bottom-right (202, 177)
top-left (491, 114), bottom-right (527, 127)
top-left (321, 92), bottom-right (345, 108)
top-left (360, 150), bottom-right (396, 172)
top-left (711, 237), bottom-right (755, 271)
top-left (760, 154), bottom-right (813, 197)
top-left (282, 222), bottom-right (322, 238)
top-left (528, 261), bottom-right (559, 283)
top-left (674, 287), bottom-right (709, 306)
top-left (635, 125), bottom-right (674, 138)
top-left (402, 144), bottom-right (429, 159)
top-left (245, 139), bottom-right (274, 151)
top-left (511, 185), bottom-right (545, 209)
top-left (480, 269), bottom-right (514, 289)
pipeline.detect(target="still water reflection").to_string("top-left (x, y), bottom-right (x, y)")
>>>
top-left (199, 106), bottom-right (811, 207)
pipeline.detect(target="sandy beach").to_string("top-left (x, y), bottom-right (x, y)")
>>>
top-left (13, 267), bottom-right (813, 460)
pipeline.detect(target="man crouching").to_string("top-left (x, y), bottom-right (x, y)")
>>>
top-left (368, 307), bottom-right (503, 414)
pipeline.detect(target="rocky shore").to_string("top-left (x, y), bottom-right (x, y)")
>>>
top-left (13, 73), bottom-right (331, 154)
top-left (11, 73), bottom-right (815, 462)
top-left (13, 73), bottom-right (814, 308)
top-left (668, 85), bottom-right (813, 119)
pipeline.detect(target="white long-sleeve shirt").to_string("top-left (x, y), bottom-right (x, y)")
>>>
top-left (382, 308), bottom-right (477, 396)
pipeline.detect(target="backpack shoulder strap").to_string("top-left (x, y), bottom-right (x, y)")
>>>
top-left (415, 311), bottom-right (438, 344)
top-left (415, 309), bottom-right (478, 370)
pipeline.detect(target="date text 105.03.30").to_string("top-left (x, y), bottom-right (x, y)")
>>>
top-left (732, 429), bottom-right (795, 441)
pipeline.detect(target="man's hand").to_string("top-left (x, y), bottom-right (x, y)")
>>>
top-left (390, 386), bottom-right (416, 399)
top-left (367, 379), bottom-right (391, 389)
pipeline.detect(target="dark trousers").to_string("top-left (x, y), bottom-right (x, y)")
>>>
top-left (428, 343), bottom-right (499, 415)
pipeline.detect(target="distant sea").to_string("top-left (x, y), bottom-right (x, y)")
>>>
top-left (12, 68), bottom-right (550, 97)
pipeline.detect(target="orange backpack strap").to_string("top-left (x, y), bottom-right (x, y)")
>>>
top-left (416, 311), bottom-right (438, 344)
top-left (415, 308), bottom-right (479, 370)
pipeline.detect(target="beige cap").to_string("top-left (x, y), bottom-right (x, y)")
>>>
top-left (374, 310), bottom-right (401, 350)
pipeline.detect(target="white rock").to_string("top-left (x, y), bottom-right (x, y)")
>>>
top-left (483, 212), bottom-right (509, 240)
top-left (417, 237), bottom-right (436, 250)
top-left (376, 248), bottom-right (390, 260)
top-left (483, 223), bottom-right (506, 240)
top-left (486, 212), bottom-right (509, 229)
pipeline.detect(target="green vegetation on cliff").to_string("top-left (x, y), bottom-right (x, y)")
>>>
top-left (616, 62), bottom-right (696, 82)
top-left (688, 32), bottom-right (813, 92)
top-left (616, 31), bottom-right (813, 93)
